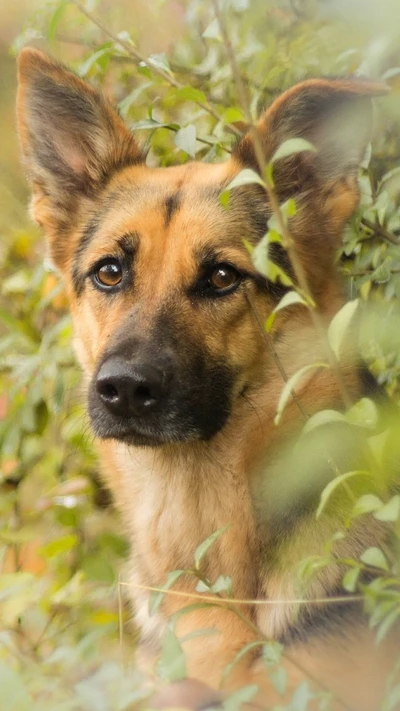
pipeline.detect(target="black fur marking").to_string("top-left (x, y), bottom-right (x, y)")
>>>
top-left (88, 305), bottom-right (236, 445)
top-left (164, 192), bottom-right (181, 226)
top-left (71, 216), bottom-right (102, 295)
top-left (117, 232), bottom-right (139, 257)
top-left (279, 588), bottom-right (363, 647)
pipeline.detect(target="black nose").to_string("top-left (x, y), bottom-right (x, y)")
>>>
top-left (96, 357), bottom-right (167, 417)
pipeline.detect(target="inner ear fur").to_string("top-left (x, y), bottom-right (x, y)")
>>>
top-left (17, 48), bottom-right (144, 265)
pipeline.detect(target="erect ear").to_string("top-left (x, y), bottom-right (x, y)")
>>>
top-left (235, 78), bottom-right (387, 203)
top-left (234, 79), bottom-right (387, 299)
top-left (17, 48), bottom-right (144, 265)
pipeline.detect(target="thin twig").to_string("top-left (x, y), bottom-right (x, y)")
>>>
top-left (121, 577), bottom-right (355, 710)
top-left (347, 267), bottom-right (400, 278)
top-left (361, 217), bottom-right (400, 246)
top-left (71, 1), bottom-right (241, 136)
top-left (118, 579), bottom-right (362, 606)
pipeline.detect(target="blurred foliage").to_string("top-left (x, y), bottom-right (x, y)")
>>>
top-left (1, 0), bottom-right (400, 708)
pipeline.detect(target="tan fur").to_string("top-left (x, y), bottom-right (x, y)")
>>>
top-left (17, 48), bottom-right (397, 711)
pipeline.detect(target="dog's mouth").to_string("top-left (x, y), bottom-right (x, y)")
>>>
top-left (87, 351), bottom-right (235, 447)
top-left (89, 411), bottom-right (201, 447)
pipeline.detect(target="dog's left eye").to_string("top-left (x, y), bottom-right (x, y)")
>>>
top-left (93, 259), bottom-right (123, 289)
top-left (208, 264), bottom-right (241, 293)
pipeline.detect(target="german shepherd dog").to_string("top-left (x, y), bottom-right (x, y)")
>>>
top-left (17, 48), bottom-right (399, 710)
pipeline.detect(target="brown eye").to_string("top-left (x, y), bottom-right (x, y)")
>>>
top-left (94, 259), bottom-right (123, 289)
top-left (208, 264), bottom-right (241, 292)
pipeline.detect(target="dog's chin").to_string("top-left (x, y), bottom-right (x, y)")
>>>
top-left (90, 416), bottom-right (204, 448)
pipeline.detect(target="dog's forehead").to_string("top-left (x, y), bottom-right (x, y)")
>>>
top-left (80, 159), bottom-right (263, 259)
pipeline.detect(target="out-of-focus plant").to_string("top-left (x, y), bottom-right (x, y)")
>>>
top-left (1, 0), bottom-right (400, 708)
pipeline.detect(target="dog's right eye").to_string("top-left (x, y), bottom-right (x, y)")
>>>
top-left (93, 259), bottom-right (123, 290)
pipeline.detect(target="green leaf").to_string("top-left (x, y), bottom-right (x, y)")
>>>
top-left (40, 533), bottom-right (78, 559)
top-left (302, 409), bottom-right (346, 435)
top-left (194, 525), bottom-right (230, 569)
top-left (148, 569), bottom-right (185, 616)
top-left (374, 495), bottom-right (400, 522)
top-left (270, 138), bottom-right (316, 164)
top-left (290, 680), bottom-right (313, 711)
top-left (176, 87), bottom-right (207, 104)
top-left (269, 667), bottom-right (288, 696)
top-left (262, 641), bottom-right (284, 666)
top-left (202, 18), bottom-right (222, 40)
top-left (342, 567), bottom-right (360, 593)
top-left (266, 260), bottom-right (294, 286)
top-left (352, 494), bottom-right (383, 518)
top-left (156, 628), bottom-right (186, 682)
top-left (327, 300), bottom-right (359, 359)
top-left (381, 67), bottom-right (400, 82)
top-left (274, 362), bottom-right (328, 425)
top-left (360, 547), bottom-right (389, 571)
top-left (82, 555), bottom-right (115, 583)
top-left (196, 574), bottom-right (232, 594)
top-left (317, 470), bottom-right (369, 518)
top-left (222, 641), bottom-right (264, 681)
top-left (250, 230), bottom-right (283, 277)
top-left (148, 52), bottom-right (173, 75)
top-left (346, 398), bottom-right (378, 430)
top-left (266, 290), bottom-right (308, 331)
top-left (224, 684), bottom-right (259, 711)
top-left (175, 125), bottom-right (197, 158)
top-left (222, 107), bottom-right (246, 123)
top-left (47, 0), bottom-right (69, 43)
top-left (376, 607), bottom-right (400, 644)
top-left (281, 197), bottom-right (297, 218)
top-left (77, 46), bottom-right (112, 77)
top-left (223, 169), bottom-right (266, 195)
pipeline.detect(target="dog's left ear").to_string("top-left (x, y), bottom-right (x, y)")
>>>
top-left (234, 78), bottom-right (387, 297)
top-left (235, 77), bottom-right (387, 204)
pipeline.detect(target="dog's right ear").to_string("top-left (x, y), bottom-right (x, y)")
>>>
top-left (17, 48), bottom-right (144, 266)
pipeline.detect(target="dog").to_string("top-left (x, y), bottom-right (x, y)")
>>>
top-left (17, 47), bottom-right (399, 710)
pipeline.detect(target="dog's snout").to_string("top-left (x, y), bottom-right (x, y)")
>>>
top-left (96, 357), bottom-right (168, 417)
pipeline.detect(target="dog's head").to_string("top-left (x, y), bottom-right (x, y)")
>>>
top-left (17, 48), bottom-right (384, 446)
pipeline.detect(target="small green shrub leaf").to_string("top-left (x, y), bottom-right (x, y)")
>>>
top-left (317, 471), bottom-right (369, 518)
top-left (302, 409), bottom-right (346, 435)
top-left (224, 684), bottom-right (259, 711)
top-left (174, 125), bottom-right (197, 158)
top-left (222, 641), bottom-right (264, 681)
top-left (194, 525), bottom-right (230, 569)
top-left (266, 290), bottom-right (308, 331)
top-left (271, 138), bottom-right (316, 164)
top-left (156, 628), bottom-right (186, 682)
top-left (342, 567), bottom-right (360, 592)
top-left (374, 495), bottom-right (400, 522)
top-left (223, 169), bottom-right (266, 194)
top-left (346, 398), bottom-right (378, 430)
top-left (360, 547), bottom-right (389, 571)
top-left (327, 300), bottom-right (359, 359)
top-left (275, 362), bottom-right (328, 425)
top-left (352, 494), bottom-right (383, 518)
top-left (149, 569), bottom-right (185, 616)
